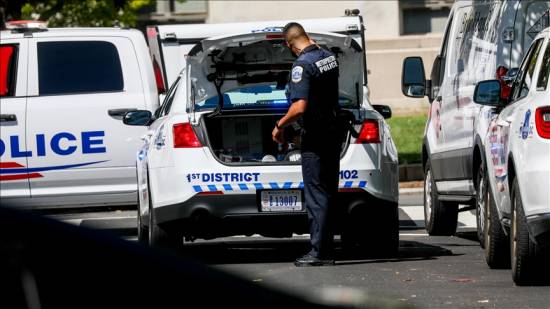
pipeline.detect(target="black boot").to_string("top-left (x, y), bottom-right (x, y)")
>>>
top-left (294, 253), bottom-right (335, 267)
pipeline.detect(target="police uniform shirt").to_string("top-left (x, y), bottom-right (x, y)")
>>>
top-left (287, 44), bottom-right (340, 150)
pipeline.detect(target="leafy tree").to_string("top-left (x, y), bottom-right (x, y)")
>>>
top-left (18, 0), bottom-right (182, 27)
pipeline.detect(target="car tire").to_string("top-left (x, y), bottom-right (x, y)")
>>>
top-left (510, 178), bottom-right (540, 285)
top-left (424, 161), bottom-right (458, 236)
top-left (341, 201), bottom-right (399, 258)
top-left (137, 189), bottom-right (149, 245)
top-left (483, 184), bottom-right (510, 269)
top-left (147, 181), bottom-right (180, 249)
top-left (476, 163), bottom-right (487, 248)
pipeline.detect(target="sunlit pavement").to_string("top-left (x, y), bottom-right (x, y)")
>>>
top-left (46, 193), bottom-right (550, 309)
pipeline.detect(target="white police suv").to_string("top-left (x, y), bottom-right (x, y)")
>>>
top-left (124, 25), bottom-right (399, 252)
top-left (474, 27), bottom-right (550, 285)
top-left (0, 21), bottom-right (160, 209)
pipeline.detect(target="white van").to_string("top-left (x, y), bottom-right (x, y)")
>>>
top-left (0, 23), bottom-right (160, 209)
top-left (401, 1), bottom-right (549, 240)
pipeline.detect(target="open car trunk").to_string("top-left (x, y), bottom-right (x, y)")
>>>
top-left (188, 30), bottom-right (363, 165)
top-left (202, 112), bottom-right (351, 165)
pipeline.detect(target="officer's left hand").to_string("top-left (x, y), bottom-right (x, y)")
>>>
top-left (272, 126), bottom-right (284, 143)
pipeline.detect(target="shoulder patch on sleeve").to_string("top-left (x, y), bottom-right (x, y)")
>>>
top-left (291, 66), bottom-right (303, 83)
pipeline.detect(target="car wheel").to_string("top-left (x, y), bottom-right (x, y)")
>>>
top-left (136, 189), bottom-right (148, 245)
top-left (476, 163), bottom-right (487, 248)
top-left (510, 178), bottom-right (540, 285)
top-left (483, 183), bottom-right (510, 269)
top-left (147, 182), bottom-right (180, 249)
top-left (424, 161), bottom-right (458, 236)
top-left (341, 201), bottom-right (399, 258)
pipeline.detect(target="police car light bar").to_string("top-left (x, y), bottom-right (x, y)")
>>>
top-left (5, 20), bottom-right (48, 33)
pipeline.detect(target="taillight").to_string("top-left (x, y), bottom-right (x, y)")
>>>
top-left (266, 34), bottom-right (284, 40)
top-left (173, 123), bottom-right (202, 148)
top-left (496, 66), bottom-right (511, 100)
top-left (535, 106), bottom-right (550, 139)
top-left (0, 45), bottom-right (15, 96)
top-left (153, 58), bottom-right (166, 94)
top-left (356, 119), bottom-right (380, 143)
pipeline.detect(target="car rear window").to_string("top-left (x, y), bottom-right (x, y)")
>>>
top-left (195, 84), bottom-right (355, 111)
top-left (0, 44), bottom-right (18, 97)
top-left (537, 41), bottom-right (550, 91)
top-left (38, 41), bottom-right (123, 95)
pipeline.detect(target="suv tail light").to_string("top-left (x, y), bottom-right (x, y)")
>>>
top-left (535, 106), bottom-right (550, 139)
top-left (356, 119), bottom-right (380, 144)
top-left (173, 123), bottom-right (202, 148)
top-left (153, 58), bottom-right (166, 94)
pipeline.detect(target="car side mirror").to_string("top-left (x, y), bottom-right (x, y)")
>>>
top-left (123, 110), bottom-right (153, 126)
top-left (373, 104), bottom-right (392, 119)
top-left (402, 57), bottom-right (426, 98)
top-left (473, 80), bottom-right (502, 106)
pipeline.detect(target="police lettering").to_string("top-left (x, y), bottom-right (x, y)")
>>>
top-left (315, 56), bottom-right (338, 73)
top-left (0, 131), bottom-right (107, 158)
top-left (200, 172), bottom-right (260, 183)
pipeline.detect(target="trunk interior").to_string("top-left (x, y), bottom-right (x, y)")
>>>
top-left (202, 112), bottom-right (352, 165)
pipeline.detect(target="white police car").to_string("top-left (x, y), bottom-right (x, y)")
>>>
top-left (474, 27), bottom-right (550, 285)
top-left (125, 27), bottom-right (399, 252)
top-left (0, 21), bottom-right (160, 209)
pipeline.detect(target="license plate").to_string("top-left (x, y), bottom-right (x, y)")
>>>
top-left (260, 190), bottom-right (303, 212)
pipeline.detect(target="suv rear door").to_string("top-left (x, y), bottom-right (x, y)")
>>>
top-left (25, 37), bottom-right (148, 200)
top-left (0, 39), bottom-right (30, 198)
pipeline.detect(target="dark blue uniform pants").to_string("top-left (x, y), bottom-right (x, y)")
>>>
top-left (301, 145), bottom-right (340, 258)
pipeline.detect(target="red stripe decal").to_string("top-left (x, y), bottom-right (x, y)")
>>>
top-left (0, 162), bottom-right (25, 168)
top-left (0, 173), bottom-right (43, 181)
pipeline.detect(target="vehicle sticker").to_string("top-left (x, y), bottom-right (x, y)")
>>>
top-left (186, 172), bottom-right (261, 183)
top-left (0, 131), bottom-right (107, 158)
top-left (191, 180), bottom-right (368, 193)
top-left (0, 160), bottom-right (108, 182)
top-left (291, 66), bottom-right (303, 83)
top-left (519, 110), bottom-right (534, 140)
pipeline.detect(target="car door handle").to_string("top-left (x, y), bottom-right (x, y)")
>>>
top-left (108, 108), bottom-right (137, 117)
top-left (0, 114), bottom-right (17, 122)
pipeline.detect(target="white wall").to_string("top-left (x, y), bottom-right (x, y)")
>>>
top-left (206, 0), bottom-right (400, 39)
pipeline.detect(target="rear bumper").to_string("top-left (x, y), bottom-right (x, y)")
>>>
top-left (527, 213), bottom-right (550, 249)
top-left (153, 191), bottom-right (396, 238)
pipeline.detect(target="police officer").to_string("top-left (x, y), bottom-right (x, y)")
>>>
top-left (272, 22), bottom-right (341, 267)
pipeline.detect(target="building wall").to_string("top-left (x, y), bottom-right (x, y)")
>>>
top-left (206, 1), bottom-right (401, 39)
top-left (146, 0), bottom-right (451, 116)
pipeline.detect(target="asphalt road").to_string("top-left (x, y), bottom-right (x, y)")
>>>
top-left (46, 193), bottom-right (550, 309)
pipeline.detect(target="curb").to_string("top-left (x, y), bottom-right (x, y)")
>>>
top-left (399, 187), bottom-right (423, 195)
top-left (399, 163), bottom-right (424, 182)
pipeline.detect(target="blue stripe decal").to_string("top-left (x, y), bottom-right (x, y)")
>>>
top-left (269, 182), bottom-right (280, 189)
top-left (344, 181), bottom-right (353, 188)
top-left (254, 183), bottom-right (263, 190)
top-left (193, 185), bottom-right (203, 192)
top-left (223, 184), bottom-right (233, 191)
top-left (283, 182), bottom-right (292, 189)
top-left (239, 183), bottom-right (249, 191)
top-left (358, 181), bottom-right (367, 188)
top-left (208, 185), bottom-right (217, 191)
top-left (0, 160), bottom-right (109, 174)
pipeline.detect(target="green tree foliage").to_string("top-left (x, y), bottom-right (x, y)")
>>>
top-left (20, 0), bottom-right (182, 27)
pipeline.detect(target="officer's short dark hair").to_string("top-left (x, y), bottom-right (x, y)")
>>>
top-left (283, 22), bottom-right (308, 43)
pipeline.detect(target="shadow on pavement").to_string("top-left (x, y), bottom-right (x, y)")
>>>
top-left (178, 237), bottom-right (456, 266)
